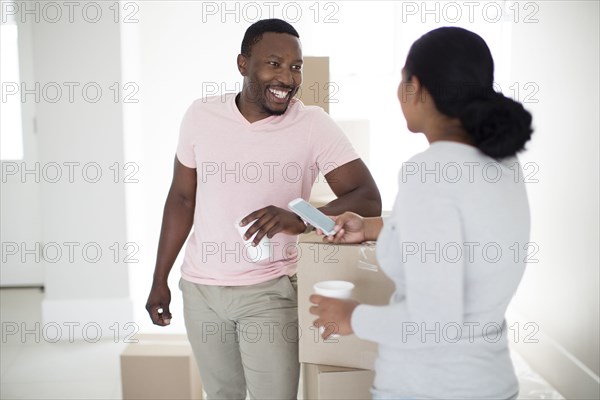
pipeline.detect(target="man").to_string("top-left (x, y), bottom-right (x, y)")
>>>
top-left (146, 19), bottom-right (381, 400)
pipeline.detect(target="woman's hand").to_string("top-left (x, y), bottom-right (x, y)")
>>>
top-left (317, 212), bottom-right (366, 244)
top-left (309, 294), bottom-right (359, 339)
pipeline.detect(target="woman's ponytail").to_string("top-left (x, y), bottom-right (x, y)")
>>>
top-left (460, 92), bottom-right (533, 159)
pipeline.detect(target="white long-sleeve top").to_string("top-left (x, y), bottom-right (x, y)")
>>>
top-left (352, 141), bottom-right (530, 399)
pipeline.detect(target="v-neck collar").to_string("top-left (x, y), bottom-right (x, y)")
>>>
top-left (231, 93), bottom-right (278, 129)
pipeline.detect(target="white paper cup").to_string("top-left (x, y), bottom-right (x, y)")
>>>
top-left (235, 219), bottom-right (271, 262)
top-left (313, 280), bottom-right (355, 299)
top-left (313, 280), bottom-right (354, 338)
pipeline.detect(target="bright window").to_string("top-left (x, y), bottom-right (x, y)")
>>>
top-left (1, 13), bottom-right (24, 160)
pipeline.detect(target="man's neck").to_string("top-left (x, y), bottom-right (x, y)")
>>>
top-left (236, 92), bottom-right (271, 123)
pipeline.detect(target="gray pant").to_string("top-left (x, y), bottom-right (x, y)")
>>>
top-left (180, 275), bottom-right (299, 400)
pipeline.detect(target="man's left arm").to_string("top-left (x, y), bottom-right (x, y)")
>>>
top-left (240, 158), bottom-right (381, 246)
top-left (318, 158), bottom-right (382, 217)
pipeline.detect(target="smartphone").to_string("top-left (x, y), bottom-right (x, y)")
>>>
top-left (288, 198), bottom-right (336, 236)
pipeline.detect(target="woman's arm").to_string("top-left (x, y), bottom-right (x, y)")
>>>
top-left (363, 217), bottom-right (384, 241)
top-left (351, 187), bottom-right (466, 348)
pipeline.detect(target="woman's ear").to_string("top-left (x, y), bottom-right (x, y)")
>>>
top-left (401, 75), bottom-right (422, 106)
top-left (408, 75), bottom-right (423, 105)
top-left (237, 54), bottom-right (247, 76)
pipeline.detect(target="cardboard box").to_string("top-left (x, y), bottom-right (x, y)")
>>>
top-left (302, 363), bottom-right (374, 400)
top-left (297, 241), bottom-right (395, 370)
top-left (120, 334), bottom-right (203, 400)
top-left (297, 56), bottom-right (330, 114)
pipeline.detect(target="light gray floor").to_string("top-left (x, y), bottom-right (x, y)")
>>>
top-left (1, 288), bottom-right (127, 399)
top-left (1, 288), bottom-right (563, 399)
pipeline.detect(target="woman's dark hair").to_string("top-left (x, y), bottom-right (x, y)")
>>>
top-left (404, 27), bottom-right (533, 159)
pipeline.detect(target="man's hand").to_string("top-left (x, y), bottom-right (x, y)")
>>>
top-left (146, 282), bottom-right (172, 326)
top-left (240, 206), bottom-right (306, 246)
top-left (146, 157), bottom-right (195, 327)
top-left (309, 295), bottom-right (358, 339)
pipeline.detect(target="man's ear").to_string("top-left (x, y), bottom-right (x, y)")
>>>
top-left (237, 54), bottom-right (248, 76)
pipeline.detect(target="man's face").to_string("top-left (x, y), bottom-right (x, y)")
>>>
top-left (239, 32), bottom-right (303, 116)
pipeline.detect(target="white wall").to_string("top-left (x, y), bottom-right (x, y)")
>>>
top-left (7, 1), bottom-right (134, 337)
top-left (507, 1), bottom-right (600, 398)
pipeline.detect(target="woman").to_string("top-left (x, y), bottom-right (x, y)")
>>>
top-left (309, 27), bottom-right (533, 399)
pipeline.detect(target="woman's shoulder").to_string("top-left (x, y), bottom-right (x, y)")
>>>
top-left (398, 141), bottom-right (525, 199)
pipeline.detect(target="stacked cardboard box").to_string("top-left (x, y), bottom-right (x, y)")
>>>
top-left (297, 240), bottom-right (395, 399)
top-left (302, 363), bottom-right (375, 400)
top-left (120, 334), bottom-right (203, 400)
top-left (297, 56), bottom-right (330, 114)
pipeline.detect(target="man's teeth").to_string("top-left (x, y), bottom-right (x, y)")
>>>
top-left (269, 88), bottom-right (290, 99)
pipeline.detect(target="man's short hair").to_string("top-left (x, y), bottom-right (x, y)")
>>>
top-left (241, 19), bottom-right (300, 57)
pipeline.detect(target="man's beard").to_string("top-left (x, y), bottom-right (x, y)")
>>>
top-left (260, 86), bottom-right (296, 116)
top-left (262, 101), bottom-right (288, 116)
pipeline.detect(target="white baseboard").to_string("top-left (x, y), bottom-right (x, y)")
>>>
top-left (510, 313), bottom-right (600, 399)
top-left (42, 297), bottom-right (134, 341)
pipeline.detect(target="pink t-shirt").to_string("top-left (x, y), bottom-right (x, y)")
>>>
top-left (176, 93), bottom-right (359, 286)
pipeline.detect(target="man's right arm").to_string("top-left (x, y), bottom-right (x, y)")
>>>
top-left (146, 157), bottom-right (197, 326)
